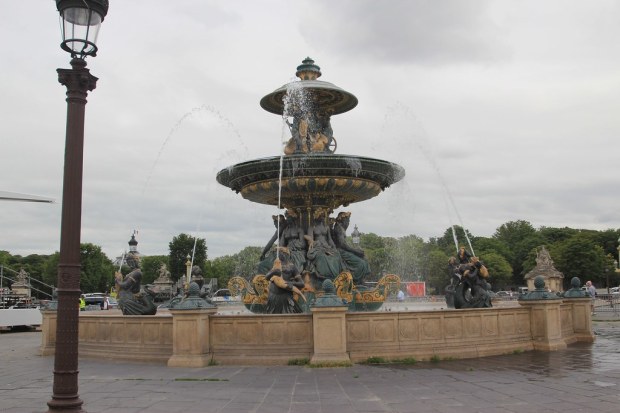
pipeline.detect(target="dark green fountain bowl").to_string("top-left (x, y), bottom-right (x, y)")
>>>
top-left (216, 154), bottom-right (405, 210)
top-left (260, 80), bottom-right (358, 116)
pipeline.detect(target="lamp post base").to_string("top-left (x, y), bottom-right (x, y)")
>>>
top-left (47, 400), bottom-right (85, 413)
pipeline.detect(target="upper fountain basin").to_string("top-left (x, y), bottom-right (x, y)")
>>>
top-left (260, 80), bottom-right (358, 116)
top-left (216, 154), bottom-right (405, 209)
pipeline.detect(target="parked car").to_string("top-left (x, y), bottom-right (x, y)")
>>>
top-left (610, 287), bottom-right (619, 297)
top-left (495, 291), bottom-right (513, 298)
top-left (107, 297), bottom-right (119, 309)
top-left (82, 293), bottom-right (106, 308)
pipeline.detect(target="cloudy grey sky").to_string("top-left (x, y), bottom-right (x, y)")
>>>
top-left (2, 0), bottom-right (619, 260)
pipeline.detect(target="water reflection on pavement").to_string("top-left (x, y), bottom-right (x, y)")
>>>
top-left (384, 321), bottom-right (620, 377)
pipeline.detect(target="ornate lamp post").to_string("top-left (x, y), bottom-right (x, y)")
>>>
top-left (48, 1), bottom-right (108, 412)
top-left (351, 224), bottom-right (361, 247)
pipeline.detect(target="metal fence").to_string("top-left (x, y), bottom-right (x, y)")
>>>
top-left (594, 294), bottom-right (620, 315)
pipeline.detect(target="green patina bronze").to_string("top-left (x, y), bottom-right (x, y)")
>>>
top-left (170, 282), bottom-right (216, 310)
top-left (519, 276), bottom-right (562, 300)
top-left (220, 58), bottom-right (403, 313)
top-left (562, 277), bottom-right (587, 298)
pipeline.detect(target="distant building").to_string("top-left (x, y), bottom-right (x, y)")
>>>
top-left (112, 232), bottom-right (143, 269)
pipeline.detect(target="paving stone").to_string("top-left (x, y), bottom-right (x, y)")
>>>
top-left (1, 320), bottom-right (619, 413)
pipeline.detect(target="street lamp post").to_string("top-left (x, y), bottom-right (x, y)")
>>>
top-left (48, 1), bottom-right (108, 412)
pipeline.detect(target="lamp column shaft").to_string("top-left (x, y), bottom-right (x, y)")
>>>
top-left (47, 58), bottom-right (97, 413)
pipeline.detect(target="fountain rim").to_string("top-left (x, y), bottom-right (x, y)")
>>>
top-left (216, 153), bottom-right (405, 189)
top-left (259, 79), bottom-right (358, 115)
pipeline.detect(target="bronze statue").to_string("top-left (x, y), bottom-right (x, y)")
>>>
top-left (306, 208), bottom-right (343, 279)
top-left (452, 257), bottom-right (492, 309)
top-left (115, 268), bottom-right (157, 315)
top-left (444, 256), bottom-right (461, 308)
top-left (265, 248), bottom-right (305, 313)
top-left (279, 210), bottom-right (307, 273)
top-left (457, 246), bottom-right (472, 264)
top-left (332, 211), bottom-right (370, 283)
top-left (257, 215), bottom-right (287, 274)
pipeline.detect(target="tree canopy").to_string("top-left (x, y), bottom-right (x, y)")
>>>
top-left (2, 221), bottom-right (619, 298)
top-left (168, 233), bottom-right (207, 282)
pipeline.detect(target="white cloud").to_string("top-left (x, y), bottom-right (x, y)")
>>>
top-left (1, 0), bottom-right (619, 263)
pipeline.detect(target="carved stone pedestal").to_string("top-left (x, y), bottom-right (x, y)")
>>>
top-left (310, 306), bottom-right (350, 364)
top-left (569, 298), bottom-right (595, 343)
top-left (519, 299), bottom-right (566, 351)
top-left (40, 310), bottom-right (58, 356)
top-left (168, 308), bottom-right (217, 367)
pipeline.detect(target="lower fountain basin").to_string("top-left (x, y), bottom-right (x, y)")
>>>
top-left (216, 154), bottom-right (405, 209)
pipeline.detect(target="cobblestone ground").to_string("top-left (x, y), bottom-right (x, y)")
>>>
top-left (0, 321), bottom-right (618, 413)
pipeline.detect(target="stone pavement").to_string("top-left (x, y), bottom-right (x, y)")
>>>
top-left (1, 321), bottom-right (619, 413)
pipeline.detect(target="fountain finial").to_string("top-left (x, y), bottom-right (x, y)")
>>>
top-left (296, 57), bottom-right (321, 80)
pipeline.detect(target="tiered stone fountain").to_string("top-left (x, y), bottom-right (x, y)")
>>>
top-left (217, 58), bottom-right (405, 312)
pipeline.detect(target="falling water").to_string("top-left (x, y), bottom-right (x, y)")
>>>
top-left (344, 157), bottom-right (362, 177)
top-left (274, 81), bottom-right (313, 243)
top-left (142, 104), bottom-right (246, 196)
top-left (127, 104), bottom-right (245, 262)
top-left (380, 102), bottom-right (475, 254)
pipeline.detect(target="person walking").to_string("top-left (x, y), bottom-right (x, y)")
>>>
top-left (586, 281), bottom-right (596, 315)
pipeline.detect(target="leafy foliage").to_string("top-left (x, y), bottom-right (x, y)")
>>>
top-left (204, 246), bottom-right (262, 288)
top-left (168, 233), bottom-right (207, 281)
top-left (432, 225), bottom-right (474, 255)
top-left (3, 222), bottom-right (619, 299)
top-left (493, 220), bottom-right (545, 282)
top-left (141, 255), bottom-right (169, 284)
top-left (477, 252), bottom-right (512, 289)
top-left (41, 243), bottom-right (114, 294)
top-left (550, 233), bottom-right (607, 288)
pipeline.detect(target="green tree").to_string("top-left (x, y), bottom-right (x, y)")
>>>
top-left (365, 248), bottom-right (391, 282)
top-left (205, 255), bottom-right (236, 289)
top-left (202, 246), bottom-right (263, 289)
top-left (42, 253), bottom-right (60, 287)
top-left (19, 254), bottom-right (51, 298)
top-left (230, 246), bottom-right (262, 279)
top-left (0, 250), bottom-right (10, 266)
top-left (472, 237), bottom-right (511, 261)
top-left (478, 252), bottom-right (512, 290)
top-left (43, 244), bottom-right (114, 293)
top-left (168, 233), bottom-right (207, 281)
top-left (538, 227), bottom-right (579, 244)
top-left (79, 243), bottom-right (115, 293)
top-left (493, 220), bottom-right (544, 282)
top-left (589, 229), bottom-right (620, 258)
top-left (423, 248), bottom-right (450, 294)
top-left (360, 233), bottom-right (385, 250)
top-left (432, 225), bottom-right (475, 256)
top-left (0, 253), bottom-right (51, 298)
top-left (493, 220), bottom-right (537, 246)
top-left (141, 255), bottom-right (169, 285)
top-left (550, 234), bottom-right (607, 288)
